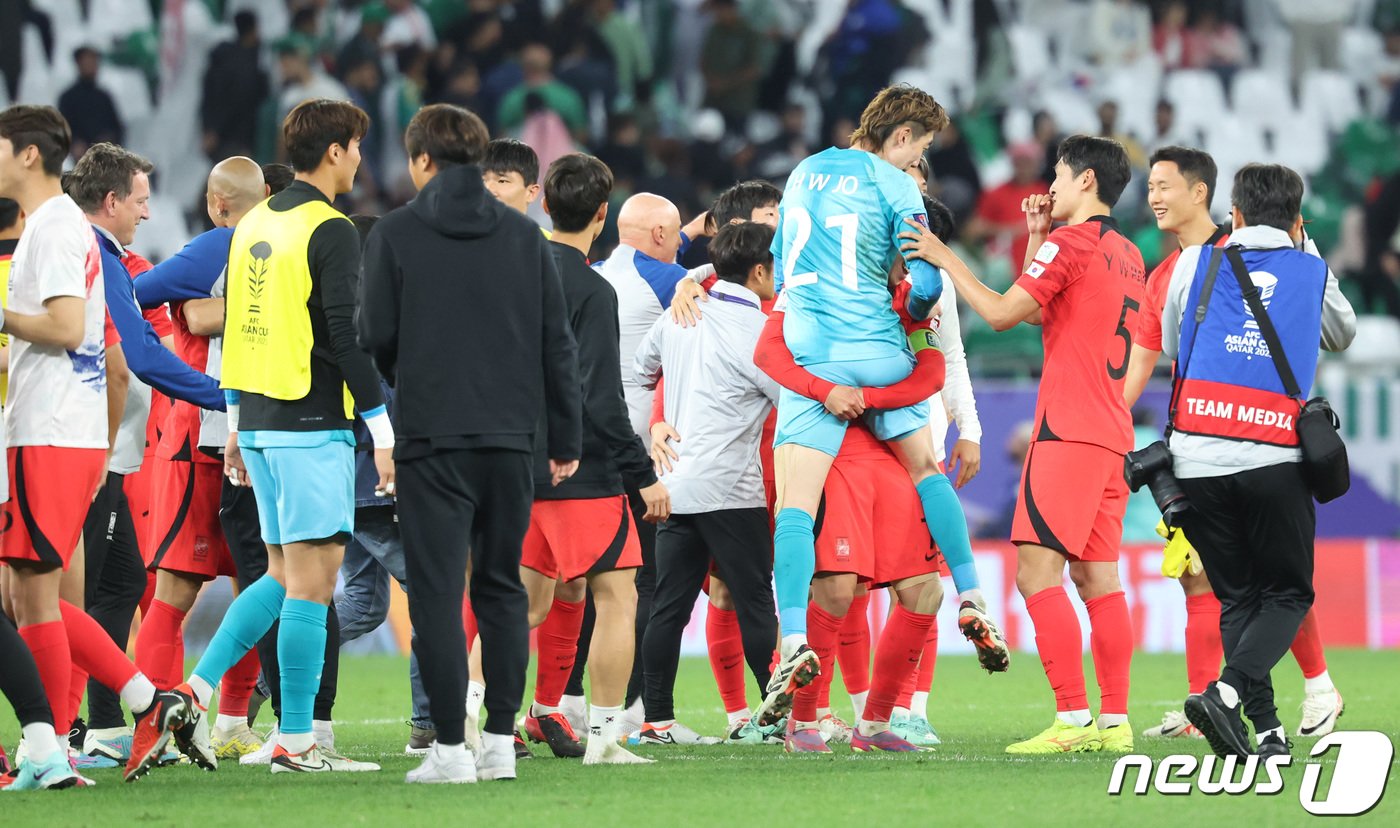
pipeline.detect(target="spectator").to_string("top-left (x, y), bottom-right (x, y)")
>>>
top-left (337, 2), bottom-right (389, 75)
top-left (201, 11), bottom-right (270, 161)
top-left (382, 0), bottom-right (437, 52)
top-left (754, 103), bottom-right (811, 182)
top-left (1097, 100), bottom-right (1147, 171)
top-left (700, 0), bottom-right (764, 135)
top-left (1086, 0), bottom-right (1151, 68)
top-left (1154, 0), bottom-right (1192, 70)
top-left (0, 0), bottom-right (54, 102)
top-left (1274, 0), bottom-right (1357, 86)
top-left (434, 59), bottom-right (483, 114)
top-left (57, 47), bottom-right (124, 160)
top-left (1148, 99), bottom-right (1191, 153)
top-left (497, 42), bottom-right (588, 138)
top-left (964, 141), bottom-right (1046, 277)
top-left (592, 0), bottom-right (653, 108)
top-left (596, 113), bottom-right (646, 192)
top-left (926, 120), bottom-right (983, 227)
top-left (276, 38), bottom-right (349, 123)
top-left (1190, 8), bottom-right (1248, 84)
top-left (342, 55), bottom-right (385, 197)
top-left (828, 116), bottom-right (856, 150)
top-left (1364, 169), bottom-right (1400, 317)
top-left (1033, 110), bottom-right (1065, 183)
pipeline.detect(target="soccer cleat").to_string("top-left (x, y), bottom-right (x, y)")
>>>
top-left (958, 601), bottom-right (1011, 673)
top-left (1098, 723), bottom-right (1135, 753)
top-left (270, 744), bottom-right (333, 774)
top-left (753, 645), bottom-right (821, 727)
top-left (726, 718), bottom-right (775, 745)
top-left (3, 751), bottom-right (86, 791)
top-left (1185, 684), bottom-right (1252, 759)
top-left (405, 724), bottom-right (436, 756)
top-left (124, 689), bottom-right (190, 782)
top-left (240, 725), bottom-right (277, 765)
top-left (1005, 720), bottom-right (1102, 755)
top-left (0, 742), bottom-right (9, 776)
top-left (852, 727), bottom-right (927, 753)
top-left (513, 729), bottom-right (533, 760)
top-left (783, 724), bottom-right (831, 754)
top-left (475, 736), bottom-right (517, 781)
top-left (1297, 688), bottom-right (1344, 738)
top-left (1258, 733), bottom-right (1292, 757)
top-left (817, 713), bottom-right (852, 745)
top-left (639, 722), bottom-right (721, 746)
top-left (1143, 709), bottom-right (1201, 738)
top-left (318, 744), bottom-right (381, 772)
top-left (523, 711), bottom-right (586, 757)
top-left (211, 723), bottom-right (264, 760)
top-left (169, 684), bottom-right (217, 771)
top-left (896, 715), bottom-right (941, 747)
top-left (70, 747), bottom-right (118, 770)
top-left (406, 743), bottom-right (476, 784)
top-left (84, 727), bottom-right (132, 762)
top-left (67, 719), bottom-right (87, 752)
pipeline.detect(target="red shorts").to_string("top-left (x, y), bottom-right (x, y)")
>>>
top-left (521, 495), bottom-right (642, 582)
top-left (1, 446), bottom-right (106, 570)
top-left (124, 455), bottom-right (158, 565)
top-left (1011, 440), bottom-right (1127, 562)
top-left (149, 458), bottom-right (235, 580)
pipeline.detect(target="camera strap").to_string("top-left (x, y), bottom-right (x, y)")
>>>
top-left (1166, 245), bottom-right (1226, 436)
top-left (1224, 246), bottom-right (1304, 401)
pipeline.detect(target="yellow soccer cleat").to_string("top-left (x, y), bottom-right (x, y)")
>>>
top-left (1005, 720), bottom-right (1102, 755)
top-left (1098, 723), bottom-right (1135, 753)
top-left (211, 724), bottom-right (265, 760)
top-left (1158, 520), bottom-right (1202, 579)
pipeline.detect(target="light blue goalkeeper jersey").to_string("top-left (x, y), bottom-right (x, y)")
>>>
top-left (773, 146), bottom-right (941, 365)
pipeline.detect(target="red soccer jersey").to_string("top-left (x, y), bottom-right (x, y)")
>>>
top-left (1138, 229), bottom-right (1228, 352)
top-left (1015, 216), bottom-right (1147, 454)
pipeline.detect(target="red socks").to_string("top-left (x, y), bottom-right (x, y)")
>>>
top-left (60, 601), bottom-right (138, 693)
top-left (19, 621), bottom-right (70, 728)
top-left (917, 617), bottom-right (938, 693)
top-left (1085, 591), bottom-right (1132, 716)
top-left (1025, 586), bottom-right (1088, 712)
top-left (533, 598), bottom-right (584, 708)
top-left (705, 607), bottom-right (748, 715)
top-left (1184, 591), bottom-right (1223, 694)
top-left (462, 593), bottom-right (479, 650)
top-left (67, 665), bottom-right (88, 732)
top-left (220, 648), bottom-right (261, 718)
top-left (837, 593), bottom-right (871, 696)
top-left (135, 599), bottom-right (188, 690)
top-left (793, 601), bottom-right (843, 723)
top-left (1290, 607), bottom-right (1327, 679)
top-left (138, 571), bottom-right (156, 619)
top-left (865, 604), bottom-right (934, 723)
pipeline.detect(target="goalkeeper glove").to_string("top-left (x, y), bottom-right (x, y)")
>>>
top-left (1157, 518), bottom-right (1202, 579)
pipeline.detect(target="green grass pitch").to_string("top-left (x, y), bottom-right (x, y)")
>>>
top-left (2, 651), bottom-right (1396, 826)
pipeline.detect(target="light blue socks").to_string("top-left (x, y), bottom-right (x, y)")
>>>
top-left (192, 575), bottom-right (285, 690)
top-left (277, 599), bottom-right (328, 736)
top-left (773, 508), bottom-right (816, 634)
top-left (915, 475), bottom-right (980, 597)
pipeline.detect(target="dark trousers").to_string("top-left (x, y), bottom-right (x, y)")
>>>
top-left (220, 479), bottom-right (339, 722)
top-left (82, 472), bottom-right (148, 729)
top-left (1179, 462), bottom-right (1316, 733)
top-left (643, 508), bottom-right (776, 722)
top-left (398, 448), bottom-right (533, 744)
top-left (0, 613), bottom-right (52, 728)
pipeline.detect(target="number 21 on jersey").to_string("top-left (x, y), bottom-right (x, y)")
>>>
top-left (783, 206), bottom-right (859, 290)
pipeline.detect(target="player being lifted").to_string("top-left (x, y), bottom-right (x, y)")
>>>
top-left (761, 86), bottom-right (1008, 718)
top-left (900, 135), bottom-right (1144, 754)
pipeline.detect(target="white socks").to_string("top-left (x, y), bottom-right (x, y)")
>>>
top-left (589, 704), bottom-right (622, 740)
top-left (780, 633), bottom-right (807, 659)
top-left (726, 709), bottom-right (750, 728)
top-left (120, 675), bottom-right (158, 714)
top-left (21, 722), bottom-right (62, 764)
top-left (279, 731), bottom-right (315, 753)
top-left (531, 702), bottom-right (560, 717)
top-left (1098, 713), bottom-right (1128, 729)
top-left (188, 675), bottom-right (215, 709)
top-left (1303, 670), bottom-right (1334, 695)
top-left (215, 714), bottom-right (246, 731)
top-left (1216, 681), bottom-right (1241, 708)
top-left (1058, 709), bottom-right (1093, 727)
top-left (467, 681), bottom-right (486, 720)
top-left (909, 691), bottom-right (928, 721)
top-left (851, 691), bottom-right (869, 721)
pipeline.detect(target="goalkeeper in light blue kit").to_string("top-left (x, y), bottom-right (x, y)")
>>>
top-left (757, 87), bottom-right (1010, 723)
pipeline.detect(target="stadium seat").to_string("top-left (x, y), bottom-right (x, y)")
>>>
top-left (1231, 68), bottom-right (1296, 131)
top-left (1271, 118), bottom-right (1330, 176)
top-left (1300, 70), bottom-right (1365, 135)
top-left (1343, 316), bottom-right (1400, 366)
top-left (1037, 86), bottom-right (1097, 135)
top-left (1097, 60), bottom-right (1163, 143)
top-left (1205, 119), bottom-right (1267, 176)
top-left (1163, 70), bottom-right (1229, 135)
top-left (1006, 25), bottom-right (1055, 86)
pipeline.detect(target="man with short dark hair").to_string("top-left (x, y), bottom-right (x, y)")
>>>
top-left (359, 103), bottom-right (582, 784)
top-left (177, 99), bottom-right (389, 776)
top-left (1163, 163), bottom-right (1355, 759)
top-left (482, 137), bottom-right (541, 215)
top-left (57, 47), bottom-right (123, 159)
top-left (901, 133), bottom-right (1146, 754)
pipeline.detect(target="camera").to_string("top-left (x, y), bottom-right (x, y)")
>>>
top-left (1124, 440), bottom-right (1190, 525)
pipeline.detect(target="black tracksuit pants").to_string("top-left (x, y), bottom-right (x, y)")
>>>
top-left (82, 473), bottom-right (148, 730)
top-left (1178, 462), bottom-right (1316, 733)
top-left (397, 448), bottom-right (533, 744)
top-left (643, 509), bottom-right (776, 722)
top-left (220, 479), bottom-right (339, 722)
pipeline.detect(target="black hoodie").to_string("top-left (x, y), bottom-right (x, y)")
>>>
top-left (357, 164), bottom-right (582, 462)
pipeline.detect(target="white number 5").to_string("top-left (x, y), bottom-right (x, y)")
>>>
top-left (783, 207), bottom-right (859, 290)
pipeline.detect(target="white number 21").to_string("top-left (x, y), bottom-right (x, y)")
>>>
top-left (784, 207), bottom-right (859, 290)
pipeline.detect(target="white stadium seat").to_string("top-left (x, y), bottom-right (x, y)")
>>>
top-left (1231, 68), bottom-right (1296, 132)
top-left (1163, 70), bottom-right (1229, 134)
top-left (1300, 70), bottom-right (1365, 134)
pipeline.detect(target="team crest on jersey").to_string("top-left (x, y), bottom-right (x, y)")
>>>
top-left (1034, 241), bottom-right (1060, 264)
top-left (912, 213), bottom-right (929, 229)
top-left (1026, 262), bottom-right (1046, 279)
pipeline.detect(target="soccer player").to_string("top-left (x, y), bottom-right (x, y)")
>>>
top-left (129, 156), bottom-right (269, 761)
top-left (900, 134), bottom-right (1145, 754)
top-left (1125, 146), bottom-right (1345, 740)
top-left (180, 99), bottom-right (391, 774)
top-left (0, 104), bottom-right (187, 783)
top-left (482, 137), bottom-right (542, 217)
top-left (359, 104), bottom-right (582, 784)
top-left (634, 220), bottom-right (780, 747)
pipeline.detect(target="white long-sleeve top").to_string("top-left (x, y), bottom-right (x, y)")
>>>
top-left (927, 271), bottom-right (981, 461)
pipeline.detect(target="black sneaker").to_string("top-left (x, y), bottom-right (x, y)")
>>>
top-left (513, 729), bottom-right (533, 760)
top-left (1185, 683), bottom-right (1251, 759)
top-left (1257, 732), bottom-right (1291, 758)
top-left (523, 712), bottom-right (585, 758)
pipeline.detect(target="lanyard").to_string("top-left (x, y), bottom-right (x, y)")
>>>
top-left (711, 290), bottom-right (759, 311)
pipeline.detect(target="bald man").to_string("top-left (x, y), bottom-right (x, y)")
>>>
top-left (591, 192), bottom-right (708, 732)
top-left (128, 157), bottom-right (271, 765)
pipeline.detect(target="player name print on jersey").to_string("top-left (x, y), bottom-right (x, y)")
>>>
top-left (786, 172), bottom-right (862, 194)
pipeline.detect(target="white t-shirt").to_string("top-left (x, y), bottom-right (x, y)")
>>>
top-left (6, 194), bottom-right (108, 449)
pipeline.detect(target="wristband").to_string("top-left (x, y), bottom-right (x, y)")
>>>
top-left (226, 403), bottom-right (239, 433)
top-left (364, 409), bottom-right (395, 449)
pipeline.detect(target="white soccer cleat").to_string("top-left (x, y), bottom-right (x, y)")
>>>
top-left (240, 725), bottom-right (277, 765)
top-left (637, 721), bottom-right (721, 746)
top-left (1143, 710), bottom-right (1201, 739)
top-left (752, 645), bottom-right (820, 727)
top-left (211, 724), bottom-right (264, 760)
top-left (406, 743), bottom-right (476, 784)
top-left (1297, 688), bottom-right (1344, 738)
top-left (818, 713), bottom-right (853, 745)
top-left (319, 744), bottom-right (381, 772)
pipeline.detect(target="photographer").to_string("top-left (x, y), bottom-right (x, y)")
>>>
top-left (1159, 163), bottom-right (1356, 759)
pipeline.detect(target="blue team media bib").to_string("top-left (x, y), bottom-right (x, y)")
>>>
top-left (774, 147), bottom-right (925, 365)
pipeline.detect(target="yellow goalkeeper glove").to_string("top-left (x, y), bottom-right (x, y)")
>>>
top-left (1157, 519), bottom-right (1202, 579)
